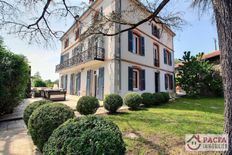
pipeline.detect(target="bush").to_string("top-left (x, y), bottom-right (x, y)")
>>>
top-left (28, 103), bottom-right (74, 151)
top-left (0, 41), bottom-right (30, 116)
top-left (152, 93), bottom-right (164, 105)
top-left (103, 94), bottom-right (123, 113)
top-left (43, 116), bottom-right (126, 155)
top-left (23, 100), bottom-right (52, 127)
top-left (76, 96), bottom-right (99, 115)
top-left (160, 92), bottom-right (170, 103)
top-left (33, 79), bottom-right (47, 87)
top-left (141, 92), bottom-right (154, 107)
top-left (124, 92), bottom-right (142, 110)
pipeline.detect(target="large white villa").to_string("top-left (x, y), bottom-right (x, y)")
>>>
top-left (56, 0), bottom-right (175, 100)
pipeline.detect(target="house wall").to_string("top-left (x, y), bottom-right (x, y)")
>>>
top-left (57, 0), bottom-right (175, 98)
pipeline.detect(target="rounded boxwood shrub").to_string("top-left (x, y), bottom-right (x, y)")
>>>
top-left (103, 94), bottom-right (123, 113)
top-left (152, 93), bottom-right (164, 105)
top-left (76, 96), bottom-right (99, 115)
top-left (141, 92), bottom-right (154, 107)
top-left (43, 116), bottom-right (126, 155)
top-left (160, 92), bottom-right (170, 103)
top-left (124, 92), bottom-right (142, 110)
top-left (28, 103), bottom-right (75, 151)
top-left (23, 100), bottom-right (52, 127)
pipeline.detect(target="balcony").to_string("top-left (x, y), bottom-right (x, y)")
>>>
top-left (56, 46), bottom-right (105, 72)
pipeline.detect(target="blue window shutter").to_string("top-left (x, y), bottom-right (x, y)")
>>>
top-left (151, 24), bottom-right (154, 35)
top-left (128, 67), bottom-right (133, 91)
top-left (169, 52), bottom-right (172, 66)
top-left (128, 30), bottom-right (133, 52)
top-left (169, 74), bottom-right (173, 90)
top-left (86, 70), bottom-right (92, 96)
top-left (97, 67), bottom-right (105, 100)
top-left (164, 49), bottom-right (167, 64)
top-left (140, 36), bottom-right (145, 56)
top-left (140, 69), bottom-right (145, 91)
top-left (165, 74), bottom-right (168, 90)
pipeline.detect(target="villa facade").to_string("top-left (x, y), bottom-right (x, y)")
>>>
top-left (56, 0), bottom-right (175, 100)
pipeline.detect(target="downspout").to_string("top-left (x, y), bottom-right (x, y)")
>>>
top-left (118, 0), bottom-right (122, 92)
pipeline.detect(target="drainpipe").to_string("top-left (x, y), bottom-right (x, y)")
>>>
top-left (118, 0), bottom-right (122, 92)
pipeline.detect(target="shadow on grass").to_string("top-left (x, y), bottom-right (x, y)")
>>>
top-left (125, 120), bottom-right (168, 155)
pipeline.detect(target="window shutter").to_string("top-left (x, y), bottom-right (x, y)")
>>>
top-left (164, 49), bottom-right (167, 64)
top-left (165, 74), bottom-right (168, 90)
top-left (140, 36), bottom-right (145, 56)
top-left (169, 75), bottom-right (173, 90)
top-left (140, 69), bottom-right (145, 91)
top-left (169, 52), bottom-right (172, 66)
top-left (151, 24), bottom-right (154, 35)
top-left (128, 67), bottom-right (133, 91)
top-left (128, 30), bottom-right (133, 52)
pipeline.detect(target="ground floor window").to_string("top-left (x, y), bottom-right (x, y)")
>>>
top-left (128, 67), bottom-right (145, 91)
top-left (165, 74), bottom-right (174, 90)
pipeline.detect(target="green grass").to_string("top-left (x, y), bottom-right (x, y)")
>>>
top-left (105, 97), bottom-right (224, 155)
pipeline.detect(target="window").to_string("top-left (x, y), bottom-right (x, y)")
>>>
top-left (153, 44), bottom-right (159, 67)
top-left (133, 70), bottom-right (139, 89)
top-left (128, 30), bottom-right (145, 56)
top-left (75, 28), bottom-right (80, 41)
top-left (133, 33), bottom-right (140, 54)
top-left (64, 38), bottom-right (69, 49)
top-left (60, 53), bottom-right (69, 63)
top-left (165, 74), bottom-right (174, 90)
top-left (163, 49), bottom-right (172, 66)
top-left (151, 24), bottom-right (160, 39)
top-left (128, 67), bottom-right (145, 91)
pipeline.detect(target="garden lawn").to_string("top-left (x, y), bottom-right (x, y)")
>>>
top-left (106, 97), bottom-right (224, 155)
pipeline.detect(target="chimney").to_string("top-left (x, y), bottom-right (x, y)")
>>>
top-left (75, 15), bottom-right (79, 20)
top-left (89, 0), bottom-right (94, 4)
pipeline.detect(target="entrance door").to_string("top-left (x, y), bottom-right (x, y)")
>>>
top-left (155, 72), bottom-right (160, 93)
top-left (97, 67), bottom-right (104, 100)
top-left (76, 73), bottom-right (81, 96)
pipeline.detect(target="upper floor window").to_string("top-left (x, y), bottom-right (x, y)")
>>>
top-left (128, 30), bottom-right (145, 56)
top-left (153, 44), bottom-right (159, 67)
top-left (64, 38), bottom-right (69, 49)
top-left (75, 28), bottom-right (80, 41)
top-left (60, 53), bottom-right (69, 63)
top-left (163, 49), bottom-right (172, 66)
top-left (165, 74), bottom-right (174, 90)
top-left (151, 24), bottom-right (160, 39)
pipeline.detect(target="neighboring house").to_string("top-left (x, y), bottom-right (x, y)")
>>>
top-left (56, 0), bottom-right (175, 100)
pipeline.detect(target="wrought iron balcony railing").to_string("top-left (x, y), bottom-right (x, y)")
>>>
top-left (56, 46), bottom-right (105, 72)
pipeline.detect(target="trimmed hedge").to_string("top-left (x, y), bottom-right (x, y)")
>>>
top-left (23, 100), bottom-right (52, 127)
top-left (104, 94), bottom-right (123, 113)
top-left (43, 116), bottom-right (126, 155)
top-left (152, 92), bottom-right (170, 105)
top-left (28, 103), bottom-right (74, 151)
top-left (160, 92), bottom-right (170, 103)
top-left (124, 92), bottom-right (142, 110)
top-left (141, 92), bottom-right (154, 107)
top-left (0, 44), bottom-right (30, 115)
top-left (76, 96), bottom-right (99, 115)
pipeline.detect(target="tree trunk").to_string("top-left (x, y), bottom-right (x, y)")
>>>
top-left (212, 0), bottom-right (232, 154)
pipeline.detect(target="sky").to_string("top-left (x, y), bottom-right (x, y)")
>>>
top-left (1, 0), bottom-right (218, 81)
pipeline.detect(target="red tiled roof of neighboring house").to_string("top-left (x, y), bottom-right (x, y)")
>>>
top-left (202, 50), bottom-right (221, 60)
top-left (175, 62), bottom-right (184, 69)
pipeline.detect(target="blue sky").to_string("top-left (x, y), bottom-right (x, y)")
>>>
top-left (2, 0), bottom-right (217, 81)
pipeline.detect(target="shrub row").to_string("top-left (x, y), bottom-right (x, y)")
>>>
top-left (24, 101), bottom-right (125, 154)
top-left (76, 92), bottom-right (170, 114)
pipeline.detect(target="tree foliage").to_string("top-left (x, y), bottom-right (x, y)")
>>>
top-left (176, 51), bottom-right (223, 97)
top-left (0, 39), bottom-right (30, 115)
